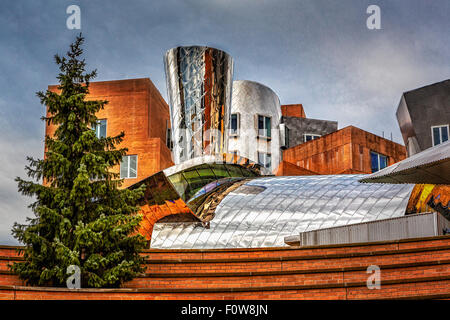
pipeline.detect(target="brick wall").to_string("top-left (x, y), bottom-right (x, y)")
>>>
top-left (1, 236), bottom-right (450, 299)
top-left (282, 126), bottom-right (407, 174)
top-left (281, 104), bottom-right (306, 118)
top-left (46, 78), bottom-right (174, 188)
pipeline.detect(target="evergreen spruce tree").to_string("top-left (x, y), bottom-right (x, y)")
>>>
top-left (11, 34), bottom-right (147, 288)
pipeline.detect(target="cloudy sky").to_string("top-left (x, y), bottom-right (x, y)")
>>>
top-left (0, 0), bottom-right (449, 244)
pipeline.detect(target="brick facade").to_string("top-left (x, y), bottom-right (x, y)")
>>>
top-left (281, 104), bottom-right (306, 118)
top-left (46, 78), bottom-right (174, 188)
top-left (282, 126), bottom-right (407, 174)
top-left (2, 235), bottom-right (450, 299)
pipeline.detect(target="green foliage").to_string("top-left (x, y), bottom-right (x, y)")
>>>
top-left (11, 34), bottom-right (147, 288)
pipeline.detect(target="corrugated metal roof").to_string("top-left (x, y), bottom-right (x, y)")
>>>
top-left (359, 140), bottom-right (450, 184)
top-left (150, 175), bottom-right (414, 249)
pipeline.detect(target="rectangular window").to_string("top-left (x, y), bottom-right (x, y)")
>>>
top-left (257, 152), bottom-right (272, 169)
top-left (431, 125), bottom-right (449, 146)
top-left (257, 115), bottom-right (271, 138)
top-left (120, 155), bottom-right (137, 179)
top-left (92, 119), bottom-right (107, 138)
top-left (166, 127), bottom-right (172, 150)
top-left (370, 151), bottom-right (388, 173)
top-left (285, 126), bottom-right (290, 148)
top-left (230, 113), bottom-right (239, 135)
top-left (304, 134), bottom-right (321, 142)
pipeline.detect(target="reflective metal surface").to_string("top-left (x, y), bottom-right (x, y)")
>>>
top-left (396, 79), bottom-right (450, 156)
top-left (396, 94), bottom-right (420, 157)
top-left (228, 80), bottom-right (282, 171)
top-left (163, 154), bottom-right (268, 203)
top-left (150, 175), bottom-right (415, 248)
top-left (292, 212), bottom-right (450, 246)
top-left (406, 184), bottom-right (450, 218)
top-left (129, 154), bottom-right (266, 244)
top-left (164, 46), bottom-right (234, 164)
top-left (129, 171), bottom-right (199, 242)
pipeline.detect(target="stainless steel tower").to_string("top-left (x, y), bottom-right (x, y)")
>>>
top-left (164, 46), bottom-right (234, 164)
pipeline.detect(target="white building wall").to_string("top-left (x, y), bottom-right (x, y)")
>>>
top-left (228, 80), bottom-right (282, 173)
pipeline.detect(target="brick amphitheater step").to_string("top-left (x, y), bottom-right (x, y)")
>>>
top-left (1, 235), bottom-right (450, 300)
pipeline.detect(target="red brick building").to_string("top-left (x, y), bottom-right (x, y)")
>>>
top-left (282, 125), bottom-right (407, 175)
top-left (46, 78), bottom-right (173, 188)
top-left (281, 104), bottom-right (306, 118)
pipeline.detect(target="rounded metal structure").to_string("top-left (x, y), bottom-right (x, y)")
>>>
top-left (150, 175), bottom-right (415, 249)
top-left (228, 80), bottom-right (282, 172)
top-left (164, 46), bottom-right (234, 164)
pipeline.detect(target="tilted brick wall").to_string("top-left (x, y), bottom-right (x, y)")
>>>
top-left (46, 78), bottom-right (174, 189)
top-left (283, 126), bottom-right (407, 174)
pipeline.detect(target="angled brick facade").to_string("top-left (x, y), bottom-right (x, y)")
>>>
top-left (45, 78), bottom-right (173, 188)
top-left (282, 126), bottom-right (407, 174)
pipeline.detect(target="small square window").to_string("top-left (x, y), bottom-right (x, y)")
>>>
top-left (431, 125), bottom-right (449, 146)
top-left (230, 113), bottom-right (240, 136)
top-left (257, 152), bottom-right (271, 169)
top-left (120, 155), bottom-right (137, 179)
top-left (304, 134), bottom-right (321, 142)
top-left (92, 119), bottom-right (107, 138)
top-left (370, 151), bottom-right (388, 173)
top-left (257, 115), bottom-right (271, 138)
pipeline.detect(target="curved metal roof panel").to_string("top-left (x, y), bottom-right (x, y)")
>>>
top-left (150, 175), bottom-right (415, 249)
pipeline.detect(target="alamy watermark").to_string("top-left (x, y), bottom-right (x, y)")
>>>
top-left (66, 265), bottom-right (81, 289)
top-left (366, 265), bottom-right (381, 289)
top-left (66, 5), bottom-right (81, 30)
top-left (366, 5), bottom-right (381, 30)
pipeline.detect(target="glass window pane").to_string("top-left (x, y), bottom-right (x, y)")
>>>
top-left (225, 164), bottom-right (243, 177)
top-left (231, 114), bottom-right (238, 134)
top-left (370, 151), bottom-right (379, 173)
top-left (266, 153), bottom-right (271, 169)
top-left (99, 120), bottom-right (107, 138)
top-left (183, 168), bottom-right (201, 180)
top-left (379, 155), bottom-right (387, 169)
top-left (265, 117), bottom-right (271, 138)
top-left (120, 156), bottom-right (129, 178)
top-left (258, 152), bottom-right (264, 166)
top-left (442, 126), bottom-right (449, 143)
top-left (433, 127), bottom-right (441, 146)
top-left (196, 167), bottom-right (216, 180)
top-left (210, 164), bottom-right (230, 178)
top-left (167, 173), bottom-right (189, 199)
top-left (258, 115), bottom-right (264, 136)
top-left (258, 115), bottom-right (264, 129)
top-left (285, 127), bottom-right (289, 148)
top-left (129, 155), bottom-right (137, 178)
top-left (305, 135), bottom-right (312, 142)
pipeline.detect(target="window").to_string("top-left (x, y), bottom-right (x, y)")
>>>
top-left (92, 119), bottom-right (107, 138)
top-left (370, 151), bottom-right (388, 173)
top-left (285, 126), bottom-right (290, 149)
top-left (166, 128), bottom-right (173, 150)
top-left (230, 113), bottom-right (240, 136)
top-left (120, 155), bottom-right (137, 179)
top-left (257, 115), bottom-right (271, 138)
top-left (230, 150), bottom-right (239, 157)
top-left (280, 123), bottom-right (289, 149)
top-left (304, 134), bottom-right (320, 142)
top-left (431, 125), bottom-right (449, 146)
top-left (257, 152), bottom-right (272, 169)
